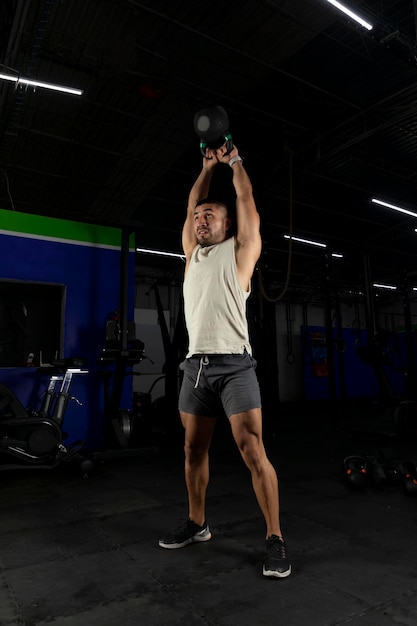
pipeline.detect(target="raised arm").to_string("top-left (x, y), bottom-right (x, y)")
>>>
top-left (182, 149), bottom-right (218, 259)
top-left (217, 145), bottom-right (262, 287)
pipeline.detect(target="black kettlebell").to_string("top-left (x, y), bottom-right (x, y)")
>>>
top-left (193, 105), bottom-right (233, 158)
top-left (403, 460), bottom-right (417, 496)
top-left (343, 455), bottom-right (368, 489)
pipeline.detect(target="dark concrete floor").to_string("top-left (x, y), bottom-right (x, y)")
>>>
top-left (0, 400), bottom-right (417, 626)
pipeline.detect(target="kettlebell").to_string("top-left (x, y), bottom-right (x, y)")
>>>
top-left (343, 455), bottom-right (368, 489)
top-left (193, 105), bottom-right (233, 158)
top-left (403, 460), bottom-right (417, 496)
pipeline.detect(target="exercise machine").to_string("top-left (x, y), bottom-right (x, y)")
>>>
top-left (98, 324), bottom-right (145, 449)
top-left (0, 357), bottom-right (92, 473)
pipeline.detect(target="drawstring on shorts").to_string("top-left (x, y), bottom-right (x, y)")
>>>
top-left (195, 355), bottom-right (209, 388)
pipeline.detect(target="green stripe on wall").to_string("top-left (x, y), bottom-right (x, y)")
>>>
top-left (0, 208), bottom-right (134, 248)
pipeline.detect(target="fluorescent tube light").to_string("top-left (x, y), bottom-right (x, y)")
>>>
top-left (0, 72), bottom-right (16, 83)
top-left (0, 72), bottom-right (83, 96)
top-left (284, 234), bottom-right (326, 248)
top-left (323, 0), bottom-right (373, 31)
top-left (136, 247), bottom-right (185, 260)
top-left (373, 283), bottom-right (397, 290)
top-left (371, 198), bottom-right (417, 218)
top-left (283, 234), bottom-right (343, 258)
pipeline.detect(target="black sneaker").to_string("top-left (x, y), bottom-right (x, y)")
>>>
top-left (159, 518), bottom-right (212, 549)
top-left (263, 535), bottom-right (291, 578)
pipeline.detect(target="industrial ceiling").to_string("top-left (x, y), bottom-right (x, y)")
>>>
top-left (1, 0), bottom-right (417, 304)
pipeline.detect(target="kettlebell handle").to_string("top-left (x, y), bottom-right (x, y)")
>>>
top-left (199, 133), bottom-right (234, 159)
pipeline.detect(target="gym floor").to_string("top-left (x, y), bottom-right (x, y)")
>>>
top-left (0, 400), bottom-right (416, 626)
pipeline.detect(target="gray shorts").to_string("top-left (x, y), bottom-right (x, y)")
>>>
top-left (178, 351), bottom-right (262, 418)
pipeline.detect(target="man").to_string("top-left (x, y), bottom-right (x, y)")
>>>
top-left (158, 142), bottom-right (291, 578)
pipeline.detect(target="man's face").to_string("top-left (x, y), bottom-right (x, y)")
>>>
top-left (193, 203), bottom-right (231, 247)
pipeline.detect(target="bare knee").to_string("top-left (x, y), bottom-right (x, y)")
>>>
top-left (236, 435), bottom-right (265, 472)
top-left (184, 438), bottom-right (209, 463)
top-left (229, 408), bottom-right (265, 471)
top-left (181, 411), bottom-right (217, 463)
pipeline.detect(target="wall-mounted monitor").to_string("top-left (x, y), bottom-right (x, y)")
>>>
top-left (0, 279), bottom-right (66, 368)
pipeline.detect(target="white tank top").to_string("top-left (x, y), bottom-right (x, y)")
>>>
top-left (183, 236), bottom-right (252, 357)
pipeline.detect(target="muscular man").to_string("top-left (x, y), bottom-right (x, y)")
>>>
top-left (158, 143), bottom-right (291, 578)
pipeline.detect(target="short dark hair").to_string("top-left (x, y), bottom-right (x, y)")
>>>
top-left (195, 197), bottom-right (229, 214)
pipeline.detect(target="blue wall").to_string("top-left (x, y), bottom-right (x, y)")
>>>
top-left (301, 325), bottom-right (413, 402)
top-left (0, 213), bottom-right (135, 451)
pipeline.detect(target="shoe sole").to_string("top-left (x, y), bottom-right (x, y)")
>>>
top-left (159, 532), bottom-right (212, 549)
top-left (263, 565), bottom-right (292, 578)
